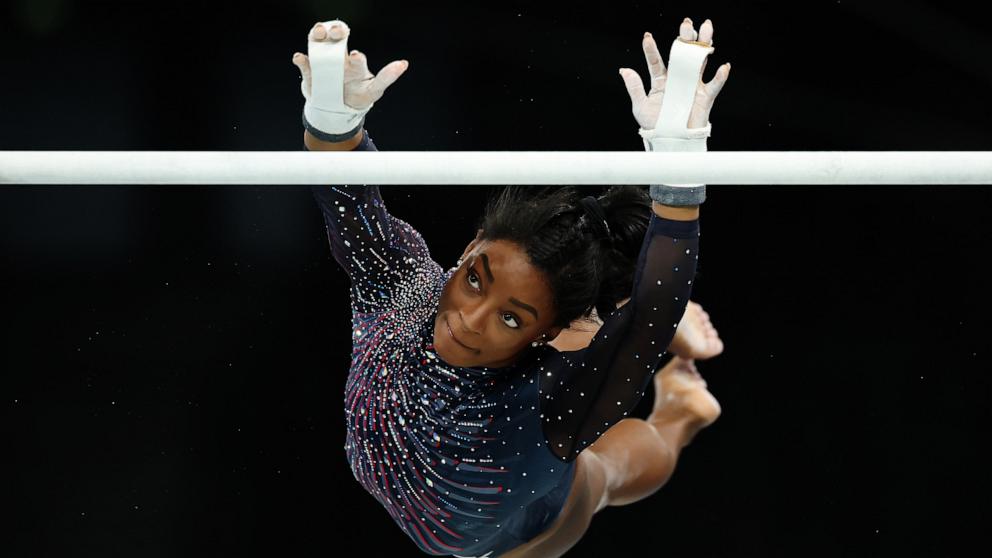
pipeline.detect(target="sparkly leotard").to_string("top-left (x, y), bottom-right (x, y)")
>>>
top-left (308, 130), bottom-right (700, 557)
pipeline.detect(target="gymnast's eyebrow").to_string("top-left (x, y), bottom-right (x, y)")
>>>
top-left (480, 254), bottom-right (495, 283)
top-left (510, 298), bottom-right (538, 320)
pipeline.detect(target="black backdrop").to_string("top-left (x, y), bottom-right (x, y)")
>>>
top-left (2, 0), bottom-right (990, 556)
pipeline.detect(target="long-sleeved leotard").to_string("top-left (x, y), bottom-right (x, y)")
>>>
top-left (309, 129), bottom-right (699, 557)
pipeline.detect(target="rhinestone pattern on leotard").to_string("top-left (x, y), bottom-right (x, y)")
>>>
top-left (308, 130), bottom-right (700, 556)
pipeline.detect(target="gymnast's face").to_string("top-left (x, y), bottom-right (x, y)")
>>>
top-left (434, 238), bottom-right (562, 368)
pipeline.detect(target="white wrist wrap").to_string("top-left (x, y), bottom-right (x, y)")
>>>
top-left (303, 20), bottom-right (373, 137)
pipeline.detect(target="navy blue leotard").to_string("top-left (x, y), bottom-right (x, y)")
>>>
top-left (308, 130), bottom-right (700, 556)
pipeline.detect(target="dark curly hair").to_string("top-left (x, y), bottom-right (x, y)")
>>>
top-left (476, 185), bottom-right (652, 330)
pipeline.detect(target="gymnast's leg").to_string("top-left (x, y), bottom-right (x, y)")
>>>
top-left (501, 305), bottom-right (723, 557)
top-left (551, 301), bottom-right (722, 506)
top-left (499, 356), bottom-right (720, 557)
top-left (591, 355), bottom-right (721, 507)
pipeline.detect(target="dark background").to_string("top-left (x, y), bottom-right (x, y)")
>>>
top-left (2, 0), bottom-right (990, 556)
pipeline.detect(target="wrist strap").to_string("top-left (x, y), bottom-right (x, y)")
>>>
top-left (303, 113), bottom-right (366, 143)
top-left (638, 123), bottom-right (710, 153)
top-left (650, 184), bottom-right (705, 206)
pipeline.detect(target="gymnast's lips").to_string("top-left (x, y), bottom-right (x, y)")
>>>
top-left (445, 316), bottom-right (479, 353)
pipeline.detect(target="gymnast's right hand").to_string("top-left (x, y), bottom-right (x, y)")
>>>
top-left (292, 20), bottom-right (409, 135)
top-left (619, 18), bottom-right (729, 132)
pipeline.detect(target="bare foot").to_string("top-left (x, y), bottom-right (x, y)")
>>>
top-left (649, 356), bottom-right (721, 446)
top-left (668, 301), bottom-right (724, 361)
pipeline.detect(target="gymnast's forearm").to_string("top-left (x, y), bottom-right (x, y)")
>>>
top-left (304, 128), bottom-right (365, 151)
top-left (653, 201), bottom-right (700, 221)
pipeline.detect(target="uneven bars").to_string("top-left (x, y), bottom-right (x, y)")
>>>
top-left (1, 151), bottom-right (991, 185)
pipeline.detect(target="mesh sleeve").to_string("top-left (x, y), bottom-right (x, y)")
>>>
top-left (308, 132), bottom-right (442, 314)
top-left (541, 214), bottom-right (700, 462)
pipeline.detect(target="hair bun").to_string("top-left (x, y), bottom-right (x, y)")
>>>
top-left (578, 196), bottom-right (612, 245)
top-left (477, 185), bottom-right (651, 329)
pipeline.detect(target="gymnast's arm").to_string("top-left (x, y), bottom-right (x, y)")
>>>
top-left (541, 18), bottom-right (727, 461)
top-left (296, 21), bottom-right (434, 313)
top-left (653, 201), bottom-right (699, 221)
top-left (542, 200), bottom-right (700, 461)
top-left (304, 128), bottom-right (364, 151)
top-left (305, 126), bottom-right (441, 315)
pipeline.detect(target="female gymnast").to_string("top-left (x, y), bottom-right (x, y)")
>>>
top-left (292, 15), bottom-right (731, 557)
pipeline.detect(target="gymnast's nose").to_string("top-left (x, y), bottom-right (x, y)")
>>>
top-left (459, 305), bottom-right (486, 336)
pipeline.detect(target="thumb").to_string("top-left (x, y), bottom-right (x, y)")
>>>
top-left (367, 59), bottom-right (410, 102)
top-left (292, 52), bottom-right (312, 97)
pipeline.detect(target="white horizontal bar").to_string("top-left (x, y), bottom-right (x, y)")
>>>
top-left (1, 151), bottom-right (991, 185)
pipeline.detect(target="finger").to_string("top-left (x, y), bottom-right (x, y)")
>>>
top-left (292, 52), bottom-right (311, 81)
top-left (348, 49), bottom-right (370, 75)
top-left (328, 22), bottom-right (346, 41)
top-left (698, 19), bottom-right (713, 45)
top-left (703, 62), bottom-right (731, 99)
top-left (367, 60), bottom-right (410, 101)
top-left (618, 67), bottom-right (647, 105)
top-left (642, 32), bottom-right (666, 85)
top-left (311, 23), bottom-right (326, 41)
top-left (680, 18), bottom-right (694, 41)
top-left (293, 52), bottom-right (311, 98)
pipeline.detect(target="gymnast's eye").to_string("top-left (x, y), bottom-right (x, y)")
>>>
top-left (501, 313), bottom-right (520, 329)
top-left (466, 268), bottom-right (481, 290)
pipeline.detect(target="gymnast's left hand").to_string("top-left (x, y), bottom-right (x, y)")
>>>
top-left (291, 22), bottom-right (410, 110)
